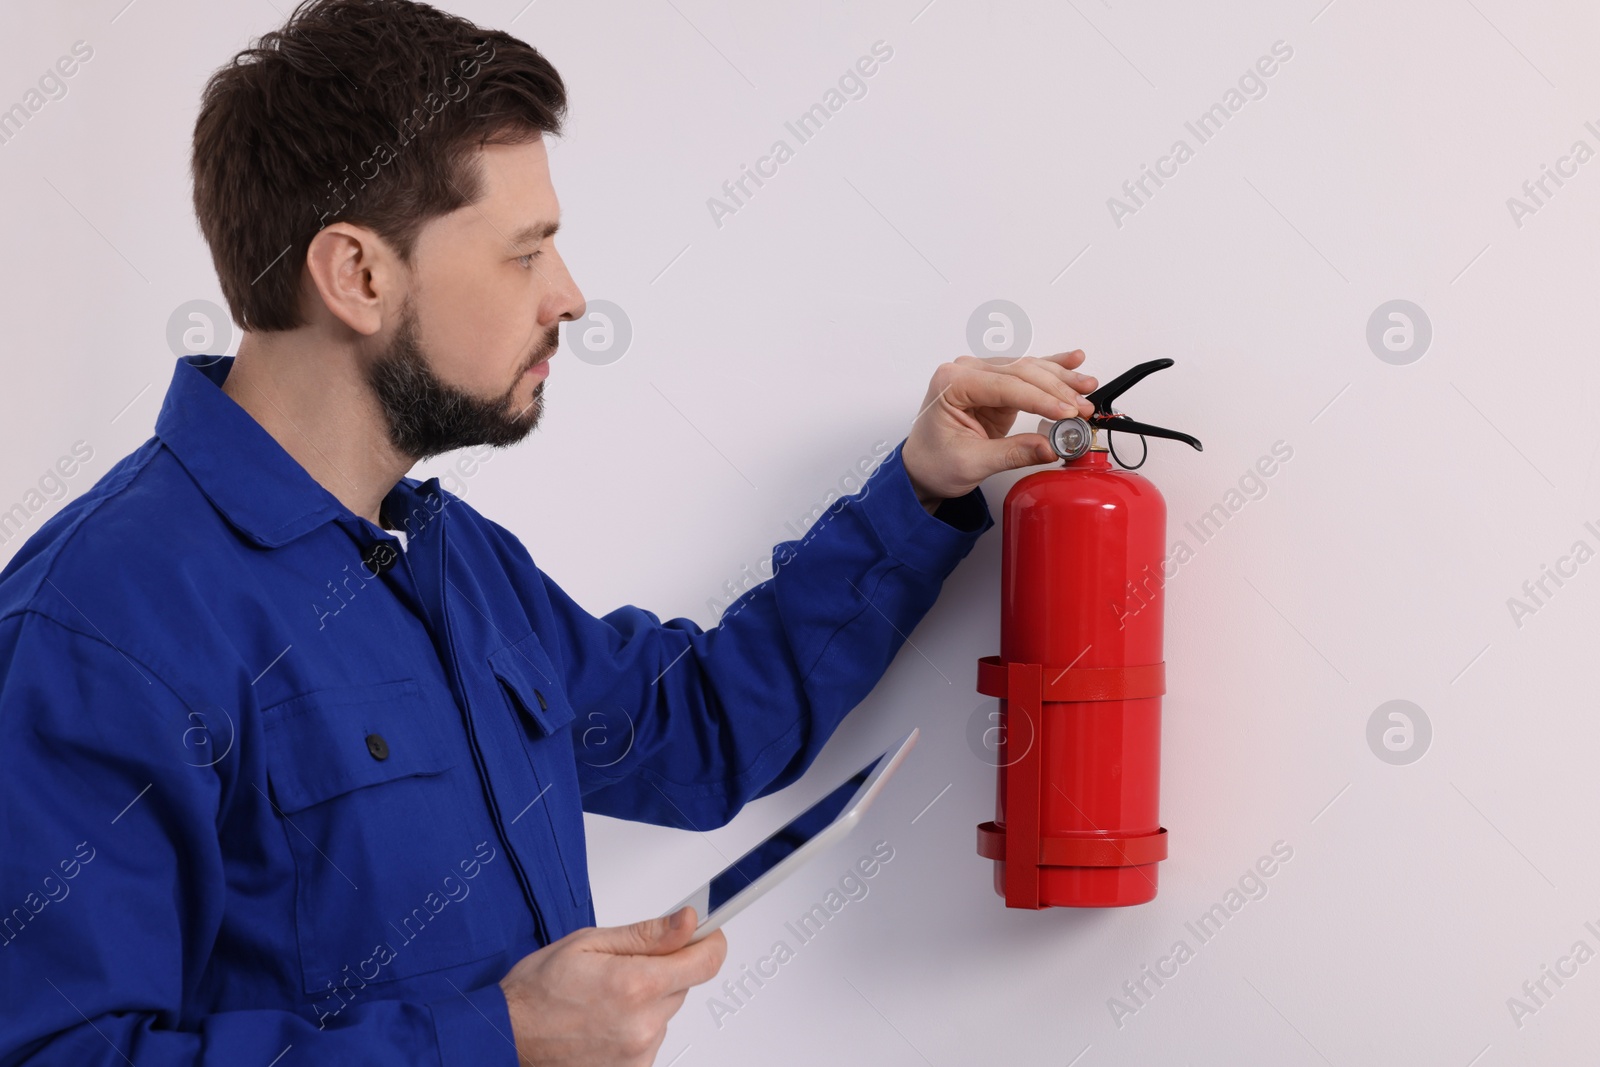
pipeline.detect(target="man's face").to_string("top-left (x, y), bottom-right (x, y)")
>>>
top-left (366, 135), bottom-right (584, 460)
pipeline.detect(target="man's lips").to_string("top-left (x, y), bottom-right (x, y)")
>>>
top-left (522, 345), bottom-right (555, 378)
top-left (522, 329), bottom-right (560, 380)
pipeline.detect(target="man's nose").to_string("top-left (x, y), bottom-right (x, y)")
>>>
top-left (546, 246), bottom-right (585, 323)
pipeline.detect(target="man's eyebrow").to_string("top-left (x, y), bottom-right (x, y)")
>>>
top-left (507, 220), bottom-right (560, 248)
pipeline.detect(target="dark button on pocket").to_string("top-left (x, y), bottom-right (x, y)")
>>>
top-left (488, 638), bottom-right (573, 738)
top-left (365, 732), bottom-right (389, 760)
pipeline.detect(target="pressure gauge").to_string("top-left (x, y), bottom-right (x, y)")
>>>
top-left (1047, 416), bottom-right (1092, 461)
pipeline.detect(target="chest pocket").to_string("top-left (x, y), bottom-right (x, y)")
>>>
top-left (488, 633), bottom-right (591, 909)
top-left (262, 678), bottom-right (507, 995)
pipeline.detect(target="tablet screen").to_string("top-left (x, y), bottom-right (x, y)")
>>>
top-left (663, 729), bottom-right (917, 938)
top-left (705, 754), bottom-right (878, 913)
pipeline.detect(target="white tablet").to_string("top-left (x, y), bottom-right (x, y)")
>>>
top-left (660, 728), bottom-right (918, 943)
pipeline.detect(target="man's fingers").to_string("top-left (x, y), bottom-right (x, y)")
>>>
top-left (590, 909), bottom-right (721, 963)
top-left (631, 927), bottom-right (727, 999)
top-left (1029, 350), bottom-right (1096, 394)
top-left (962, 353), bottom-right (1096, 401)
top-left (677, 929), bottom-right (727, 988)
top-left (970, 432), bottom-right (1057, 473)
top-left (1033, 352), bottom-right (1097, 394)
top-left (1003, 358), bottom-right (1094, 411)
top-left (947, 361), bottom-right (1090, 421)
top-left (1039, 348), bottom-right (1088, 372)
top-left (584, 909), bottom-right (694, 957)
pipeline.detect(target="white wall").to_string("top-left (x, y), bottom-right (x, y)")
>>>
top-left (3, 1), bottom-right (1597, 1063)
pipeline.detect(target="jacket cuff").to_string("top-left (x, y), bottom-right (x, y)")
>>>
top-left (857, 438), bottom-right (994, 574)
top-left (431, 981), bottom-right (521, 1067)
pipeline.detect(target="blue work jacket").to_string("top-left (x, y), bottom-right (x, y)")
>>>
top-left (0, 354), bottom-right (992, 1065)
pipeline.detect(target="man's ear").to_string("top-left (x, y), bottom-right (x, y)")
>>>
top-left (303, 222), bottom-right (403, 338)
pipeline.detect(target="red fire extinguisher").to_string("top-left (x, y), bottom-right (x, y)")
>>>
top-left (976, 358), bottom-right (1202, 908)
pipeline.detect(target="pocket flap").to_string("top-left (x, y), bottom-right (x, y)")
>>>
top-left (489, 634), bottom-right (576, 736)
top-left (263, 679), bottom-right (454, 813)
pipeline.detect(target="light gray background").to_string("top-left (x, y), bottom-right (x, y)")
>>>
top-left (3, 1), bottom-right (1596, 1064)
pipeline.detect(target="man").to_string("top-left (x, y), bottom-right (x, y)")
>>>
top-left (0, 1), bottom-right (1097, 1064)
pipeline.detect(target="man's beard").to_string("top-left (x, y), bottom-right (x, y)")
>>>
top-left (366, 300), bottom-right (557, 461)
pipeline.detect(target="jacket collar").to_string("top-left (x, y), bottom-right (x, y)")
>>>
top-left (154, 354), bottom-right (439, 549)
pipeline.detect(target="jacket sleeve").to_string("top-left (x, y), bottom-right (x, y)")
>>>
top-left (0, 611), bottom-right (516, 1067)
top-left (539, 436), bottom-right (994, 831)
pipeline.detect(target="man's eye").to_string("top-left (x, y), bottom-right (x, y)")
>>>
top-left (517, 251), bottom-right (543, 269)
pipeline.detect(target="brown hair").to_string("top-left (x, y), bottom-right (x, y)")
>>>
top-left (191, 0), bottom-right (567, 332)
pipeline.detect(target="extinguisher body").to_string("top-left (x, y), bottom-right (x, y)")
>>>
top-left (976, 449), bottom-right (1170, 908)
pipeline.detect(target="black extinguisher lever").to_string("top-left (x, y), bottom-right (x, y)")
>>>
top-left (1085, 357), bottom-right (1175, 415)
top-left (1084, 357), bottom-right (1202, 453)
top-left (1092, 414), bottom-right (1203, 452)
